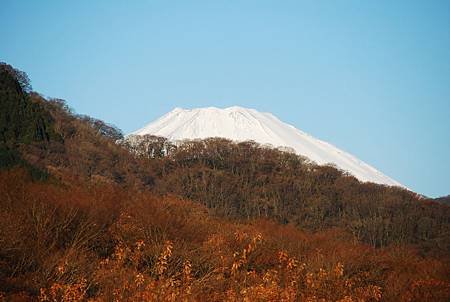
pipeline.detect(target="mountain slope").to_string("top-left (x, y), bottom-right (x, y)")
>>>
top-left (131, 106), bottom-right (402, 187)
top-left (435, 195), bottom-right (450, 206)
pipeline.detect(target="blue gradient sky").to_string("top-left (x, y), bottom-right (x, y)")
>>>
top-left (1, 0), bottom-right (449, 197)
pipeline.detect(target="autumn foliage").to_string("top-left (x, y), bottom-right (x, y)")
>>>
top-left (0, 169), bottom-right (449, 301)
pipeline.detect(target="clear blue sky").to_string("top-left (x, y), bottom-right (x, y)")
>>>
top-left (1, 0), bottom-right (449, 197)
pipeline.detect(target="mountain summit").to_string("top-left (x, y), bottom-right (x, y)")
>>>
top-left (130, 106), bottom-right (402, 187)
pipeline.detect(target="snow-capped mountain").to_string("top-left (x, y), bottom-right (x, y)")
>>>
top-left (130, 106), bottom-right (403, 187)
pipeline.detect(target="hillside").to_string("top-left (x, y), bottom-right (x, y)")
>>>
top-left (122, 135), bottom-right (449, 253)
top-left (435, 195), bottom-right (450, 206)
top-left (0, 63), bottom-right (449, 301)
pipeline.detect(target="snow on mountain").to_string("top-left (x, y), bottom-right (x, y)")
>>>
top-left (129, 106), bottom-right (403, 187)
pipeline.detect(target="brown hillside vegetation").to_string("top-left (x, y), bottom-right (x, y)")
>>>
top-left (121, 136), bottom-right (450, 256)
top-left (0, 169), bottom-right (449, 301)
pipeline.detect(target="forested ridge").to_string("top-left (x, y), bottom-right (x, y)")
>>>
top-left (1, 62), bottom-right (449, 301)
top-left (126, 136), bottom-right (449, 253)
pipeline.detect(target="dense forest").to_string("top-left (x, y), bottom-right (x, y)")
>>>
top-left (0, 62), bottom-right (449, 301)
top-left (122, 135), bottom-right (449, 254)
